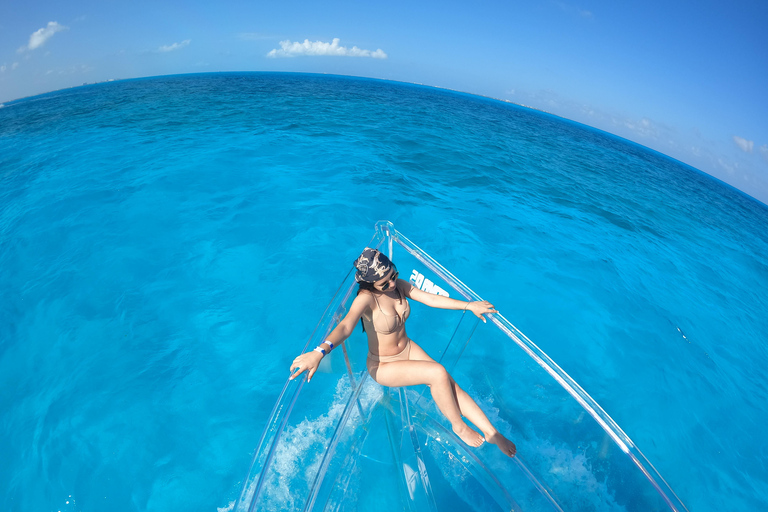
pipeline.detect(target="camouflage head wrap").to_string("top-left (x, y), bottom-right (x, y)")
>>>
top-left (353, 248), bottom-right (393, 283)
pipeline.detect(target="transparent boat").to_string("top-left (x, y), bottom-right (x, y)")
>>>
top-left (234, 221), bottom-right (689, 512)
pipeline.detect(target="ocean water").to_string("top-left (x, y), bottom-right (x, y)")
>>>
top-left (1, 72), bottom-right (766, 512)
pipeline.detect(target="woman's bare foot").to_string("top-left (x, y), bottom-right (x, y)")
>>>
top-left (486, 431), bottom-right (516, 457)
top-left (453, 422), bottom-right (485, 447)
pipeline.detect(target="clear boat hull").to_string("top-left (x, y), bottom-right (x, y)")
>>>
top-left (234, 221), bottom-right (688, 512)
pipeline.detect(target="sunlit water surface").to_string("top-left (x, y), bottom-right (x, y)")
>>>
top-left (1, 73), bottom-right (766, 511)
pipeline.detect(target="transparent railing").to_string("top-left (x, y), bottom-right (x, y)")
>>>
top-left (234, 221), bottom-right (689, 512)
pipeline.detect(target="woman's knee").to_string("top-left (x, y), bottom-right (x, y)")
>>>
top-left (426, 364), bottom-right (451, 387)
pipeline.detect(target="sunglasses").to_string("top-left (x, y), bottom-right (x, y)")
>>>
top-left (378, 266), bottom-right (399, 291)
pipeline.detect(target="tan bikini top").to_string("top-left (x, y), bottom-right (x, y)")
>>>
top-left (362, 284), bottom-right (411, 335)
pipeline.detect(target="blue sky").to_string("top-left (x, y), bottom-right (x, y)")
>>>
top-left (2, 0), bottom-right (767, 203)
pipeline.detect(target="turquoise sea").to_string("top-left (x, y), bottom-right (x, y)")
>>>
top-left (1, 73), bottom-right (766, 511)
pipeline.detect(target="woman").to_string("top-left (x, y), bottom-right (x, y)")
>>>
top-left (290, 248), bottom-right (516, 457)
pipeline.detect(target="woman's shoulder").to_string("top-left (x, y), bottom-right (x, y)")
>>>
top-left (355, 288), bottom-right (375, 304)
top-left (352, 290), bottom-right (376, 318)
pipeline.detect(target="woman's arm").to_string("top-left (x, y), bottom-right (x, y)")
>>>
top-left (289, 293), bottom-right (371, 382)
top-left (400, 279), bottom-right (498, 323)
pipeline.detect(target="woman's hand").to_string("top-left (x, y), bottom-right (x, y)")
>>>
top-left (466, 300), bottom-right (498, 323)
top-left (289, 351), bottom-right (324, 382)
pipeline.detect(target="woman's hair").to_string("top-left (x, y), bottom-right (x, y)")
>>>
top-left (356, 282), bottom-right (376, 332)
top-left (357, 282), bottom-right (376, 294)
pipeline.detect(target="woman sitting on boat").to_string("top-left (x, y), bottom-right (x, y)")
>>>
top-left (290, 247), bottom-right (517, 458)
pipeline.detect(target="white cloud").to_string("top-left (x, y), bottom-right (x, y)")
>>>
top-left (717, 158), bottom-right (738, 175)
top-left (760, 145), bottom-right (768, 163)
top-left (624, 117), bottom-right (660, 139)
top-left (267, 38), bottom-right (387, 59)
top-left (156, 39), bottom-right (191, 53)
top-left (22, 22), bottom-right (68, 52)
top-left (732, 135), bottom-right (754, 153)
top-left (555, 2), bottom-right (595, 20)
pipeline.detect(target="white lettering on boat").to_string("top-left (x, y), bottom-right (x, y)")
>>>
top-left (409, 269), bottom-right (450, 297)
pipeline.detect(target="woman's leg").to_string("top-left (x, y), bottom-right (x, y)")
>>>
top-left (369, 357), bottom-right (485, 447)
top-left (408, 341), bottom-right (517, 457)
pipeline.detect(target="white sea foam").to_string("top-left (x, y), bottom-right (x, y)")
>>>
top-left (236, 376), bottom-right (383, 512)
top-left (482, 395), bottom-right (626, 512)
top-left (412, 389), bottom-right (626, 512)
top-left (216, 501), bottom-right (234, 512)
